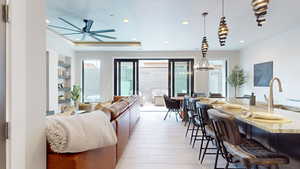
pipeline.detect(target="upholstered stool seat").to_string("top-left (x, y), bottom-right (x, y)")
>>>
top-left (204, 125), bottom-right (215, 137)
top-left (225, 139), bottom-right (289, 168)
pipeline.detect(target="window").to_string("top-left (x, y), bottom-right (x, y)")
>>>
top-left (208, 60), bottom-right (226, 97)
top-left (82, 60), bottom-right (101, 103)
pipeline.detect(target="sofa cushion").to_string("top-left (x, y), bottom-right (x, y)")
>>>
top-left (108, 101), bottom-right (129, 119)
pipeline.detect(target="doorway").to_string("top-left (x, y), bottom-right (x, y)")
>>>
top-left (139, 60), bottom-right (168, 106)
top-left (114, 59), bottom-right (194, 102)
top-left (0, 1), bottom-right (6, 168)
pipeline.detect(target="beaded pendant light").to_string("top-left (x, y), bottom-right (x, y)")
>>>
top-left (218, 0), bottom-right (229, 46)
top-left (251, 0), bottom-right (270, 27)
top-left (195, 12), bottom-right (214, 71)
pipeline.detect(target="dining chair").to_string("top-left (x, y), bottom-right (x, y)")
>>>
top-left (163, 95), bottom-right (181, 121)
top-left (208, 109), bottom-right (289, 169)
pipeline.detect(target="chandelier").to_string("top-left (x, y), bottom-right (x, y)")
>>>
top-left (195, 12), bottom-right (214, 71)
top-left (218, 0), bottom-right (229, 46)
top-left (251, 0), bottom-right (270, 27)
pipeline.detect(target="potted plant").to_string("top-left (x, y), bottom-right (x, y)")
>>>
top-left (228, 66), bottom-right (247, 97)
top-left (71, 84), bottom-right (81, 109)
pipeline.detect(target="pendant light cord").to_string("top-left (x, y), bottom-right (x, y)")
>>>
top-left (203, 14), bottom-right (206, 36)
top-left (222, 0), bottom-right (225, 17)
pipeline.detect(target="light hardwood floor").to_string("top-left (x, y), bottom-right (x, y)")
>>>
top-left (116, 110), bottom-right (226, 169)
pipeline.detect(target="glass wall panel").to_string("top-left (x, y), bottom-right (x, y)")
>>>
top-left (208, 60), bottom-right (226, 97)
top-left (82, 60), bottom-right (101, 102)
top-left (120, 62), bottom-right (134, 96)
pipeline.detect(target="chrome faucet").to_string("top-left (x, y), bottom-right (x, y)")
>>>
top-left (267, 77), bottom-right (283, 112)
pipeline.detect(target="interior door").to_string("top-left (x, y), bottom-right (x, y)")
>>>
top-left (169, 59), bottom-right (194, 97)
top-left (0, 2), bottom-right (6, 168)
top-left (114, 59), bottom-right (139, 96)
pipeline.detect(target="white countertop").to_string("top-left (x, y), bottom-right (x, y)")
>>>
top-left (199, 98), bottom-right (300, 134)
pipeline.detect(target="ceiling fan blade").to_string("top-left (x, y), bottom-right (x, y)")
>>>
top-left (90, 34), bottom-right (103, 42)
top-left (81, 34), bottom-right (87, 41)
top-left (48, 25), bottom-right (81, 32)
top-left (90, 29), bottom-right (116, 33)
top-left (58, 17), bottom-right (82, 31)
top-left (92, 33), bottom-right (117, 40)
top-left (62, 32), bottom-right (83, 35)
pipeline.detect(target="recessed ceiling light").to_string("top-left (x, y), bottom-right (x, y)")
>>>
top-left (46, 19), bottom-right (50, 24)
top-left (164, 41), bottom-right (169, 44)
top-left (123, 18), bottom-right (129, 23)
top-left (240, 40), bottom-right (245, 43)
top-left (181, 20), bottom-right (189, 25)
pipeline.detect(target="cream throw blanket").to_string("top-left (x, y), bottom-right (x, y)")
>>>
top-left (46, 111), bottom-right (117, 153)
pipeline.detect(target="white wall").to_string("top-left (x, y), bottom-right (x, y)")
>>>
top-left (240, 26), bottom-right (300, 107)
top-left (46, 30), bottom-right (75, 85)
top-left (75, 50), bottom-right (240, 100)
top-left (8, 0), bottom-right (46, 169)
top-left (46, 30), bottom-right (76, 112)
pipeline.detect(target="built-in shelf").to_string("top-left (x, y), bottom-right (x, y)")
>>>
top-left (58, 99), bottom-right (71, 104)
top-left (58, 88), bottom-right (71, 92)
top-left (58, 76), bottom-right (71, 80)
top-left (58, 61), bottom-right (71, 68)
top-left (58, 56), bottom-right (72, 108)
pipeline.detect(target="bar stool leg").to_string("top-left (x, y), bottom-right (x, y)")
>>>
top-left (190, 125), bottom-right (195, 144)
top-left (224, 161), bottom-right (229, 169)
top-left (192, 126), bottom-right (199, 148)
top-left (201, 138), bottom-right (211, 163)
top-left (185, 118), bottom-right (191, 137)
top-left (214, 149), bottom-right (219, 169)
top-left (199, 134), bottom-right (205, 160)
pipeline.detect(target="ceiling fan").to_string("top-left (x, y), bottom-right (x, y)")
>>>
top-left (48, 17), bottom-right (117, 41)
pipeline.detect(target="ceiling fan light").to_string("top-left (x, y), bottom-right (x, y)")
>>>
top-left (251, 0), bottom-right (270, 27)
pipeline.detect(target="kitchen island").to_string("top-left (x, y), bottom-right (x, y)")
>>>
top-left (199, 98), bottom-right (300, 169)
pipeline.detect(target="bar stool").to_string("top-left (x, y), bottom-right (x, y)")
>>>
top-left (188, 98), bottom-right (201, 144)
top-left (183, 96), bottom-right (193, 137)
top-left (194, 102), bottom-right (217, 162)
top-left (208, 109), bottom-right (289, 169)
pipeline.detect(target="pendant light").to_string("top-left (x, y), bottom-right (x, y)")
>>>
top-left (251, 0), bottom-right (269, 27)
top-left (194, 12), bottom-right (214, 71)
top-left (218, 0), bottom-right (229, 46)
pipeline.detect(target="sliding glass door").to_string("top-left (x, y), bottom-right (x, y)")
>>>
top-left (114, 59), bottom-right (194, 97)
top-left (169, 59), bottom-right (194, 97)
top-left (114, 59), bottom-right (139, 96)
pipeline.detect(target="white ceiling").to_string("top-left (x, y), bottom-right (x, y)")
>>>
top-left (47, 0), bottom-right (300, 51)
